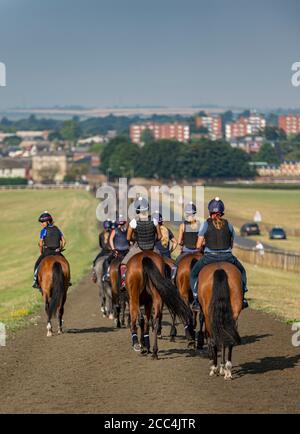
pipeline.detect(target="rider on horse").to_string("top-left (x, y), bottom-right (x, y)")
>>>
top-left (100, 215), bottom-right (130, 282)
top-left (33, 212), bottom-right (66, 288)
top-left (152, 211), bottom-right (178, 258)
top-left (120, 197), bottom-right (162, 288)
top-left (92, 220), bottom-right (112, 282)
top-left (171, 202), bottom-right (201, 281)
top-left (190, 197), bottom-right (249, 311)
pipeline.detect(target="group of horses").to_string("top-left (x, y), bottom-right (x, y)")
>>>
top-left (38, 247), bottom-right (243, 380)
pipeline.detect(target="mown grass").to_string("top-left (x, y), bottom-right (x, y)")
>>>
top-left (0, 189), bottom-right (99, 328)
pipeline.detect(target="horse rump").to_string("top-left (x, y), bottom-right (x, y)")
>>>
top-left (142, 257), bottom-right (193, 332)
top-left (209, 269), bottom-right (241, 349)
top-left (49, 262), bottom-right (66, 320)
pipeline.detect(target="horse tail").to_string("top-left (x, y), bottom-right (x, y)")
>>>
top-left (49, 262), bottom-right (65, 320)
top-left (142, 257), bottom-right (193, 330)
top-left (209, 269), bottom-right (241, 349)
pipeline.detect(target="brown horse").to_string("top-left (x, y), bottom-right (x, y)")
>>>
top-left (38, 255), bottom-right (70, 337)
top-left (171, 252), bottom-right (204, 349)
top-left (126, 251), bottom-right (194, 359)
top-left (198, 262), bottom-right (242, 379)
top-left (109, 254), bottom-right (130, 328)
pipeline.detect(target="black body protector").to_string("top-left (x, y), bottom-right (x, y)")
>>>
top-left (136, 217), bottom-right (156, 250)
top-left (183, 221), bottom-right (200, 249)
top-left (204, 218), bottom-right (232, 250)
top-left (43, 225), bottom-right (62, 252)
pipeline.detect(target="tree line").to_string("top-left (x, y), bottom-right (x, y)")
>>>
top-left (100, 137), bottom-right (255, 179)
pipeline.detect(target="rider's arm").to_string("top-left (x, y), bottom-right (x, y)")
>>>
top-left (109, 229), bottom-right (116, 250)
top-left (60, 236), bottom-right (66, 249)
top-left (39, 239), bottom-right (43, 254)
top-left (196, 236), bottom-right (205, 249)
top-left (196, 221), bottom-right (207, 250)
top-left (127, 225), bottom-right (134, 241)
top-left (155, 224), bottom-right (162, 241)
top-left (169, 230), bottom-right (178, 252)
top-left (177, 223), bottom-right (184, 246)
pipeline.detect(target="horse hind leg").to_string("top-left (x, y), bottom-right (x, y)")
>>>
top-left (224, 345), bottom-right (233, 380)
top-left (209, 344), bottom-right (218, 377)
top-left (44, 296), bottom-right (52, 337)
top-left (57, 298), bottom-right (66, 335)
top-left (169, 313), bottom-right (177, 343)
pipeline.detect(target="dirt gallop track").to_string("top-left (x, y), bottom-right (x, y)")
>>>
top-left (0, 277), bottom-right (299, 414)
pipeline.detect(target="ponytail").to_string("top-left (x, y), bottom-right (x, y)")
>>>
top-left (211, 214), bottom-right (225, 230)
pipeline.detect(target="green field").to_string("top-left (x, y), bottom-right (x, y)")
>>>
top-left (0, 189), bottom-right (98, 327)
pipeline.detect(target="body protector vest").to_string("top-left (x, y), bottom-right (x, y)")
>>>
top-left (183, 221), bottom-right (199, 249)
top-left (43, 226), bottom-right (61, 251)
top-left (204, 218), bottom-right (232, 250)
top-left (114, 227), bottom-right (130, 251)
top-left (136, 217), bottom-right (156, 251)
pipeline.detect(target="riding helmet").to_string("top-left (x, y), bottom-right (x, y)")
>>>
top-left (184, 202), bottom-right (197, 215)
top-left (208, 197), bottom-right (225, 215)
top-left (134, 197), bottom-right (149, 213)
top-left (103, 220), bottom-right (112, 230)
top-left (38, 211), bottom-right (53, 223)
top-left (116, 215), bottom-right (127, 225)
top-left (152, 210), bottom-right (163, 223)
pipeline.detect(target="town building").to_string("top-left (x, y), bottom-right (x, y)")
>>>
top-left (230, 136), bottom-right (264, 154)
top-left (130, 122), bottom-right (190, 145)
top-left (32, 153), bottom-right (67, 183)
top-left (225, 114), bottom-right (266, 141)
top-left (0, 158), bottom-right (31, 179)
top-left (257, 161), bottom-right (300, 177)
top-left (278, 114), bottom-right (300, 136)
top-left (195, 115), bottom-right (222, 140)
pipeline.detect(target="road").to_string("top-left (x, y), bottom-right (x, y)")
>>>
top-left (0, 276), bottom-right (299, 414)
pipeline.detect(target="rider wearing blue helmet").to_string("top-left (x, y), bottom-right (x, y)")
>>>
top-left (190, 197), bottom-right (248, 311)
top-left (33, 212), bottom-right (66, 289)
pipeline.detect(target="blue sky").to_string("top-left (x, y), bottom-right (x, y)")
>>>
top-left (0, 0), bottom-right (299, 109)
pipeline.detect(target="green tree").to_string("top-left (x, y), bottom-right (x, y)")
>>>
top-left (253, 143), bottom-right (280, 164)
top-left (140, 128), bottom-right (154, 145)
top-left (59, 118), bottom-right (81, 143)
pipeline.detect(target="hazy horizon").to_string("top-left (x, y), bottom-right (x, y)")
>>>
top-left (0, 0), bottom-right (300, 110)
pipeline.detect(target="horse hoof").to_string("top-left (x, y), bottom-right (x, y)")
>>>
top-left (100, 307), bottom-right (105, 313)
top-left (47, 331), bottom-right (52, 337)
top-left (116, 322), bottom-right (121, 329)
top-left (133, 343), bottom-right (141, 352)
top-left (151, 353), bottom-right (159, 360)
top-left (158, 334), bottom-right (163, 340)
top-left (170, 336), bottom-right (175, 343)
top-left (219, 365), bottom-right (225, 376)
top-left (187, 340), bottom-right (196, 350)
top-left (109, 314), bottom-right (114, 320)
top-left (209, 365), bottom-right (218, 377)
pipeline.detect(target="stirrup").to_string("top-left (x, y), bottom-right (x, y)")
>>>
top-left (191, 299), bottom-right (201, 312)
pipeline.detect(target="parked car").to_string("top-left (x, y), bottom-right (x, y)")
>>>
top-left (269, 227), bottom-right (287, 240)
top-left (240, 223), bottom-right (260, 237)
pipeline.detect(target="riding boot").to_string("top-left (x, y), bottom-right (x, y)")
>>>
top-left (120, 264), bottom-right (127, 288)
top-left (91, 268), bottom-right (97, 283)
top-left (191, 281), bottom-right (201, 312)
top-left (32, 269), bottom-right (39, 289)
top-left (171, 265), bottom-right (177, 284)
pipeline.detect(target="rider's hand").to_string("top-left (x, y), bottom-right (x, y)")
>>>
top-left (112, 249), bottom-right (118, 258)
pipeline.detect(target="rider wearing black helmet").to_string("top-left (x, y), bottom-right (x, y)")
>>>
top-left (190, 197), bottom-right (248, 311)
top-left (120, 197), bottom-right (162, 287)
top-left (91, 220), bottom-right (112, 282)
top-left (33, 212), bottom-right (66, 288)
